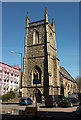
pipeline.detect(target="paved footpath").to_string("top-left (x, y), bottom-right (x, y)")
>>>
top-left (38, 106), bottom-right (77, 112)
top-left (1, 103), bottom-right (78, 113)
top-left (1, 103), bottom-right (81, 120)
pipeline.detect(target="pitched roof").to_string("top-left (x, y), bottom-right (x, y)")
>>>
top-left (60, 67), bottom-right (76, 83)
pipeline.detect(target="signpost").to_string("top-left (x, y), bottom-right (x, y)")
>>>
top-left (24, 79), bottom-right (39, 116)
top-left (24, 82), bottom-right (38, 116)
top-left (33, 78), bottom-right (40, 115)
top-left (35, 84), bottom-right (37, 114)
top-left (24, 107), bottom-right (37, 116)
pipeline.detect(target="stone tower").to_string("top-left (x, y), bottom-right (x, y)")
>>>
top-left (22, 8), bottom-right (60, 100)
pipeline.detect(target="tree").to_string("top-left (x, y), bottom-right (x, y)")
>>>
top-left (2, 91), bottom-right (15, 102)
top-left (75, 76), bottom-right (81, 93)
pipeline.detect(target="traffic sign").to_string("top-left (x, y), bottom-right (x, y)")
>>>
top-left (24, 107), bottom-right (37, 116)
top-left (35, 90), bottom-right (38, 94)
top-left (33, 79), bottom-right (40, 84)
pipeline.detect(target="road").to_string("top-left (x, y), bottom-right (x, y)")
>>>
top-left (1, 103), bottom-right (77, 112)
top-left (0, 103), bottom-right (81, 120)
top-left (1, 103), bottom-right (78, 112)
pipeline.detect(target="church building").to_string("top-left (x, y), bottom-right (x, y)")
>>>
top-left (22, 8), bottom-right (77, 102)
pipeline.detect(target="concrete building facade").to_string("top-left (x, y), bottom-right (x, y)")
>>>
top-left (0, 61), bottom-right (21, 95)
top-left (22, 8), bottom-right (77, 101)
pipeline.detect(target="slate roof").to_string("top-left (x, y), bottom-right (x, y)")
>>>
top-left (60, 67), bottom-right (76, 83)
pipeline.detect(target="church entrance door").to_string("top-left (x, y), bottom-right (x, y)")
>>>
top-left (33, 89), bottom-right (42, 103)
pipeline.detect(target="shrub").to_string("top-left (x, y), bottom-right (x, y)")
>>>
top-left (2, 91), bottom-right (16, 102)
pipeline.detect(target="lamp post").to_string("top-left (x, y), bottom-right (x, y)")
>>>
top-left (10, 51), bottom-right (22, 97)
top-left (10, 51), bottom-right (22, 71)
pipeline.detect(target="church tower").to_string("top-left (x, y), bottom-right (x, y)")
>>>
top-left (22, 8), bottom-right (60, 101)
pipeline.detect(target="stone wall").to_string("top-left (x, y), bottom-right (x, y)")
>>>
top-left (22, 9), bottom-right (77, 99)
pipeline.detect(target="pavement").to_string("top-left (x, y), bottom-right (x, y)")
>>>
top-left (1, 103), bottom-right (81, 120)
top-left (1, 111), bottom-right (81, 120)
top-left (1, 102), bottom-right (78, 113)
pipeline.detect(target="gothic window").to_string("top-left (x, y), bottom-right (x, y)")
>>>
top-left (68, 84), bottom-right (70, 90)
top-left (50, 33), bottom-right (52, 36)
top-left (32, 66), bottom-right (41, 84)
top-left (33, 31), bottom-right (39, 44)
top-left (66, 82), bottom-right (67, 86)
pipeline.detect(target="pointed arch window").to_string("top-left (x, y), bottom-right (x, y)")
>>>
top-left (32, 66), bottom-right (41, 84)
top-left (33, 31), bottom-right (39, 44)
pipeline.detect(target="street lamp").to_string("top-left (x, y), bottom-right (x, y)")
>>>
top-left (10, 51), bottom-right (23, 97)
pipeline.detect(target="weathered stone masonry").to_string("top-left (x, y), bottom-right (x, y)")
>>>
top-left (22, 8), bottom-right (77, 100)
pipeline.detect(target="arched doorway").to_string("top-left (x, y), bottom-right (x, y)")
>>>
top-left (33, 89), bottom-right (42, 103)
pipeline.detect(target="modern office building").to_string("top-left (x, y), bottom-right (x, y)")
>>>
top-left (0, 61), bottom-right (21, 95)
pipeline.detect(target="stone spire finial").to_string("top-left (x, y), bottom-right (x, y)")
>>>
top-left (52, 18), bottom-right (55, 31)
top-left (45, 7), bottom-right (48, 22)
top-left (45, 7), bottom-right (48, 15)
top-left (26, 11), bottom-right (29, 27)
top-left (27, 12), bottom-right (29, 20)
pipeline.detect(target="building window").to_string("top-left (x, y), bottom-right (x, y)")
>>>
top-left (7, 76), bottom-right (9, 80)
top-left (4, 72), bottom-right (6, 74)
top-left (7, 80), bottom-right (9, 82)
top-left (0, 75), bottom-right (2, 79)
top-left (50, 33), bottom-right (52, 36)
top-left (66, 82), bottom-right (67, 86)
top-left (32, 66), bottom-right (41, 84)
top-left (4, 76), bottom-right (6, 79)
top-left (14, 81), bottom-right (18, 84)
top-left (11, 73), bottom-right (13, 76)
top-left (5, 68), bottom-right (6, 71)
top-left (0, 66), bottom-right (2, 72)
top-left (4, 80), bottom-right (6, 82)
top-left (7, 88), bottom-right (8, 90)
top-left (33, 31), bottom-right (39, 44)
top-left (11, 81), bottom-right (13, 83)
top-left (68, 84), bottom-right (70, 90)
top-left (7, 69), bottom-right (9, 73)
top-left (10, 77), bottom-right (13, 81)
top-left (7, 72), bottom-right (9, 75)
top-left (11, 70), bottom-right (14, 76)
top-left (4, 88), bottom-right (6, 90)
top-left (0, 85), bottom-right (1, 90)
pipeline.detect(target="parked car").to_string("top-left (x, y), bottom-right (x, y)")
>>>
top-left (75, 102), bottom-right (81, 116)
top-left (19, 98), bottom-right (33, 105)
top-left (68, 93), bottom-right (81, 102)
top-left (45, 95), bottom-right (65, 107)
top-left (68, 93), bottom-right (78, 99)
top-left (77, 93), bottom-right (81, 102)
top-left (58, 97), bottom-right (80, 107)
